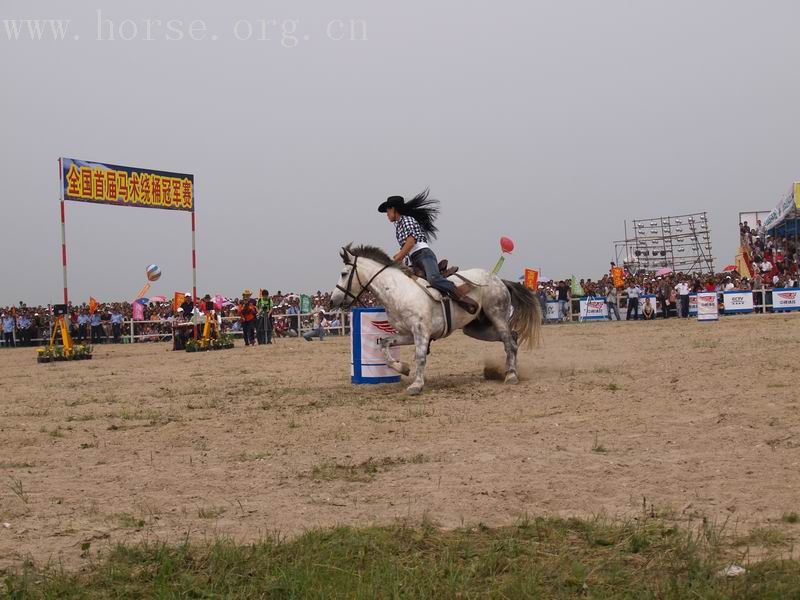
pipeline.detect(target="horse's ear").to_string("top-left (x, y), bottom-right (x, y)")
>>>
top-left (340, 244), bottom-right (354, 264)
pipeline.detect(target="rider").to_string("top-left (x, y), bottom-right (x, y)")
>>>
top-left (379, 190), bottom-right (479, 314)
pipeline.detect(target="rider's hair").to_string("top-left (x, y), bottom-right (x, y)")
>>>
top-left (398, 188), bottom-right (440, 239)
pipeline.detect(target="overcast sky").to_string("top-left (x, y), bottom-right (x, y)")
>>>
top-left (1, 0), bottom-right (799, 305)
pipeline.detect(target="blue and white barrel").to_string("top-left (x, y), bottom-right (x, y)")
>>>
top-left (350, 307), bottom-right (401, 384)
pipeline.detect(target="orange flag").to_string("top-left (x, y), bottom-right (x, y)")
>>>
top-left (612, 267), bottom-right (625, 289)
top-left (523, 268), bottom-right (539, 290)
top-left (89, 297), bottom-right (98, 314)
top-left (173, 292), bottom-right (186, 312)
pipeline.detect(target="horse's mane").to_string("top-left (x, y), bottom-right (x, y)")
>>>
top-left (340, 244), bottom-right (412, 275)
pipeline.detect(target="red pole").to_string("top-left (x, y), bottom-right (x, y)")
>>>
top-left (191, 210), bottom-right (197, 301)
top-left (191, 209), bottom-right (197, 339)
top-left (59, 158), bottom-right (68, 305)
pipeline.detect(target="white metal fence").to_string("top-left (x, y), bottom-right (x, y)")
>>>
top-left (0, 311), bottom-right (353, 346)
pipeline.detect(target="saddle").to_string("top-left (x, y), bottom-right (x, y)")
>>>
top-left (411, 259), bottom-right (459, 280)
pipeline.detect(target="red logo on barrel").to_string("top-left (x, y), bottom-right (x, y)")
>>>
top-left (371, 320), bottom-right (397, 334)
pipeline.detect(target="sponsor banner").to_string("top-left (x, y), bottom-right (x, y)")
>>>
top-left (763, 185), bottom-right (795, 231)
top-left (723, 290), bottom-right (753, 313)
top-left (546, 301), bottom-right (561, 321)
top-left (350, 307), bottom-right (401, 384)
top-left (689, 293), bottom-right (698, 316)
top-left (62, 157), bottom-right (194, 212)
top-left (523, 268), bottom-right (539, 290)
top-left (772, 288), bottom-right (800, 311)
top-left (578, 297), bottom-right (608, 321)
top-left (796, 182), bottom-right (800, 209)
top-left (697, 292), bottom-right (719, 321)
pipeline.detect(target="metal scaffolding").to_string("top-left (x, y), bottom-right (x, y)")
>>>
top-left (613, 212), bottom-right (714, 275)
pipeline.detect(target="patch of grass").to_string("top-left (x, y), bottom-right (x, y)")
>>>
top-left (692, 339), bottom-right (719, 349)
top-left (49, 427), bottom-right (65, 438)
top-left (781, 512), bottom-right (799, 524)
top-left (197, 506), bottom-right (226, 520)
top-left (6, 476), bottom-right (30, 505)
top-left (5, 517), bottom-right (800, 598)
top-left (0, 461), bottom-right (35, 469)
top-left (186, 398), bottom-right (222, 410)
top-left (109, 513), bottom-right (146, 529)
top-left (65, 414), bottom-right (96, 422)
top-left (591, 433), bottom-right (608, 454)
top-left (735, 527), bottom-right (792, 548)
top-left (229, 451), bottom-right (271, 463)
top-left (605, 382), bottom-right (621, 392)
top-left (307, 455), bottom-right (429, 483)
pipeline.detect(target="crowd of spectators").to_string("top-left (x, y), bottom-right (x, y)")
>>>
top-left (535, 221), bottom-right (800, 322)
top-left (0, 288), bottom-right (371, 347)
top-left (5, 225), bottom-right (799, 344)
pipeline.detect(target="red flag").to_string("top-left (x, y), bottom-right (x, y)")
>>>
top-left (89, 297), bottom-right (98, 314)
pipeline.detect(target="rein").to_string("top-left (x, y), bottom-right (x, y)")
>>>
top-left (336, 256), bottom-right (391, 307)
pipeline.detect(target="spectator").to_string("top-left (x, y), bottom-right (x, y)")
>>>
top-left (556, 280), bottom-right (570, 322)
top-left (625, 281), bottom-right (641, 321)
top-left (303, 309), bottom-right (326, 342)
top-left (90, 309), bottom-right (104, 343)
top-left (3, 313), bottom-right (16, 347)
top-left (256, 289), bottom-right (274, 345)
top-left (77, 309), bottom-right (90, 342)
top-left (642, 297), bottom-right (655, 320)
top-left (110, 305), bottom-right (124, 343)
top-left (238, 289), bottom-right (258, 346)
top-left (606, 285), bottom-right (620, 321)
top-left (675, 279), bottom-right (690, 318)
top-left (537, 285), bottom-right (548, 324)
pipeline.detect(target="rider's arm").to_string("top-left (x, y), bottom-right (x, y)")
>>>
top-left (393, 236), bottom-right (416, 262)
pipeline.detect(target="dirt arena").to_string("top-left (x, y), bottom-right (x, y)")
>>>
top-left (1, 314), bottom-right (799, 569)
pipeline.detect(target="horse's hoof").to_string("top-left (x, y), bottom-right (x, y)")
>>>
top-left (400, 363), bottom-right (411, 376)
top-left (504, 373), bottom-right (519, 385)
top-left (406, 385), bottom-right (423, 396)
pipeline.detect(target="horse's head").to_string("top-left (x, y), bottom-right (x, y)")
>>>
top-left (329, 245), bottom-right (362, 309)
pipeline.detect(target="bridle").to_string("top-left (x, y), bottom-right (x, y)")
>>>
top-left (336, 256), bottom-right (391, 307)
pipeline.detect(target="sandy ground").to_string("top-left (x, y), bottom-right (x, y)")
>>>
top-left (1, 314), bottom-right (799, 569)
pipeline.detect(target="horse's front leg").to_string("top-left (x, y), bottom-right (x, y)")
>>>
top-left (379, 334), bottom-right (414, 376)
top-left (406, 323), bottom-right (431, 396)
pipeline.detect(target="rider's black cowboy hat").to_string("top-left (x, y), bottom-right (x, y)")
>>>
top-left (378, 195), bottom-right (405, 213)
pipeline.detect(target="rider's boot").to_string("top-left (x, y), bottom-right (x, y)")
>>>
top-left (452, 283), bottom-right (479, 315)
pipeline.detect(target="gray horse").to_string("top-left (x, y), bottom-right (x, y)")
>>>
top-left (330, 245), bottom-right (541, 395)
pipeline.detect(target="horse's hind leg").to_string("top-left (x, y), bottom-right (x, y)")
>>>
top-left (484, 307), bottom-right (519, 385)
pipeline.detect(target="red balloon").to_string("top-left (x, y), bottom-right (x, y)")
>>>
top-left (500, 236), bottom-right (514, 253)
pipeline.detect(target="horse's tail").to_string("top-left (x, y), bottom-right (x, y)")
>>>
top-left (503, 280), bottom-right (542, 350)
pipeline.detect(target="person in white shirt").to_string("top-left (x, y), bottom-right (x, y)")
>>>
top-left (675, 280), bottom-right (690, 318)
top-left (625, 283), bottom-right (641, 321)
top-left (724, 277), bottom-right (735, 291)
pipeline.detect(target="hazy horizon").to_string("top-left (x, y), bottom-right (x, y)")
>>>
top-left (2, 0), bottom-right (799, 305)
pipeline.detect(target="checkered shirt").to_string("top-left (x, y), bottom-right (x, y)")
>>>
top-left (395, 216), bottom-right (427, 247)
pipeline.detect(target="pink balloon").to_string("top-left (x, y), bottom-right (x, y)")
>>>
top-left (500, 236), bottom-right (515, 253)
